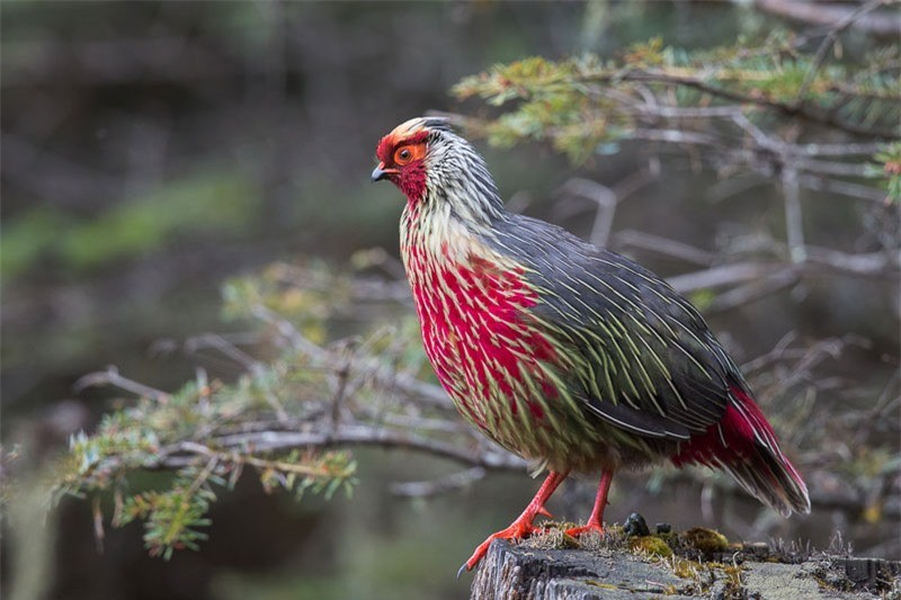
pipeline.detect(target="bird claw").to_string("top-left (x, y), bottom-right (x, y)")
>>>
top-left (457, 471), bottom-right (568, 577)
top-left (457, 519), bottom-right (540, 576)
top-left (458, 534), bottom-right (503, 576)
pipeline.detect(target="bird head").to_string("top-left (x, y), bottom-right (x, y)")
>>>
top-left (372, 117), bottom-right (504, 223)
top-left (371, 117), bottom-right (437, 202)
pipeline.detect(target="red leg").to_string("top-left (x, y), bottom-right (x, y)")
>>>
top-left (459, 470), bottom-right (568, 575)
top-left (566, 469), bottom-right (614, 537)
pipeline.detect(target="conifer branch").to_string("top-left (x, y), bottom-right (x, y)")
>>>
top-left (795, 0), bottom-right (893, 105)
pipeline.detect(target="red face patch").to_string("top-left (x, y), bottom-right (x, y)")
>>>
top-left (374, 130), bottom-right (431, 203)
top-left (376, 130), bottom-right (429, 163)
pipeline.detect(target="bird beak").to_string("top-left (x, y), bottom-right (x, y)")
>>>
top-left (371, 162), bottom-right (398, 182)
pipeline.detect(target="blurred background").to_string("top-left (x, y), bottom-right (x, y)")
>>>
top-left (2, 2), bottom-right (898, 599)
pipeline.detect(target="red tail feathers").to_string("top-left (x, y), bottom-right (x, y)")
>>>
top-left (672, 384), bottom-right (810, 516)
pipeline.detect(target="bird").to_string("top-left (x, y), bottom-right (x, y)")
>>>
top-left (371, 116), bottom-right (810, 574)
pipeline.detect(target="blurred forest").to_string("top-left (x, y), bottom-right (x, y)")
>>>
top-left (1, 2), bottom-right (899, 600)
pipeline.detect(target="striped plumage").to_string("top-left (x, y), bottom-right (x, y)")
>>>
top-left (372, 117), bottom-right (810, 573)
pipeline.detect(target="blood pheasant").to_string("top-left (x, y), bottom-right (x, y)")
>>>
top-left (371, 117), bottom-right (810, 573)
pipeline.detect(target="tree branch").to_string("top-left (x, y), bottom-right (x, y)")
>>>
top-left (156, 425), bottom-right (529, 473)
top-left (754, 0), bottom-right (901, 38)
top-left (616, 70), bottom-right (899, 139)
top-left (795, 0), bottom-right (895, 104)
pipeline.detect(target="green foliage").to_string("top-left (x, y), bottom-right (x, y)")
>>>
top-left (117, 471), bottom-right (216, 559)
top-left (55, 359), bottom-right (358, 558)
top-left (454, 54), bottom-right (630, 162)
top-left (63, 414), bottom-right (161, 492)
top-left (871, 142), bottom-right (901, 203)
top-left (453, 30), bottom-right (899, 165)
top-left (222, 260), bottom-right (353, 344)
top-left (51, 260), bottom-right (435, 559)
top-left (688, 289), bottom-right (717, 313)
top-left (1, 167), bottom-right (256, 281)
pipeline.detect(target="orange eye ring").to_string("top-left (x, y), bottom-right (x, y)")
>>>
top-left (394, 147), bottom-right (413, 165)
top-left (393, 143), bottom-right (425, 166)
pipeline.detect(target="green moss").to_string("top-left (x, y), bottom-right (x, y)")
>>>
top-left (605, 524), bottom-right (626, 538)
top-left (629, 535), bottom-right (674, 558)
top-left (721, 564), bottom-right (744, 590)
top-left (656, 528), bottom-right (680, 548)
top-left (671, 557), bottom-right (703, 579)
top-left (521, 524), bottom-right (581, 550)
top-left (583, 580), bottom-right (619, 590)
top-left (682, 527), bottom-right (729, 554)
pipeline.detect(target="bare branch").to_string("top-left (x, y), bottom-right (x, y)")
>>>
top-left (73, 365), bottom-right (170, 403)
top-left (795, 0), bottom-right (894, 104)
top-left (390, 467), bottom-right (487, 498)
top-left (157, 425), bottom-right (529, 473)
top-left (662, 249), bottom-right (897, 302)
top-left (617, 70), bottom-right (900, 139)
top-left (804, 246), bottom-right (900, 276)
top-left (184, 334), bottom-right (261, 371)
top-left (708, 268), bottom-right (799, 313)
top-left (184, 333), bottom-right (288, 421)
top-left (782, 161), bottom-right (807, 263)
top-left (612, 230), bottom-right (715, 266)
top-left (799, 142), bottom-right (888, 157)
top-left (631, 127), bottom-right (724, 149)
top-left (666, 263), bottom-right (783, 293)
top-left (251, 301), bottom-right (454, 411)
top-left (560, 178), bottom-right (618, 246)
top-left (797, 175), bottom-right (887, 203)
top-left (251, 304), bottom-right (324, 356)
top-left (754, 0), bottom-right (901, 38)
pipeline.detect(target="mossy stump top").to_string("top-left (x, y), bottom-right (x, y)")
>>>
top-left (469, 537), bottom-right (899, 599)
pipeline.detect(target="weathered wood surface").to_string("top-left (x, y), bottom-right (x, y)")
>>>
top-left (470, 539), bottom-right (900, 599)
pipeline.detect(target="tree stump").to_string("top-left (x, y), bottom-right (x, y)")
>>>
top-left (469, 538), bottom-right (900, 599)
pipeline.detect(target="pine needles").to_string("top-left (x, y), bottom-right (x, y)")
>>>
top-left (452, 27), bottom-right (900, 201)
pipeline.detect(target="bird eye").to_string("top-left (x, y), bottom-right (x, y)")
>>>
top-left (395, 147), bottom-right (414, 165)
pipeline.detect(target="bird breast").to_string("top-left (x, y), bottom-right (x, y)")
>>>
top-left (400, 204), bottom-right (561, 439)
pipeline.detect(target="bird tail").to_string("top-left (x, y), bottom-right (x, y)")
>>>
top-left (672, 385), bottom-right (811, 516)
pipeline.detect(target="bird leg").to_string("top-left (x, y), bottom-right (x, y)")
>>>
top-left (565, 469), bottom-right (614, 537)
top-left (458, 470), bottom-right (568, 576)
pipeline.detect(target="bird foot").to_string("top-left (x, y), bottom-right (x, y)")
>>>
top-left (458, 518), bottom-right (543, 577)
top-left (565, 521), bottom-right (605, 538)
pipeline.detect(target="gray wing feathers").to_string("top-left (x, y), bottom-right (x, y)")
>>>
top-left (490, 214), bottom-right (736, 442)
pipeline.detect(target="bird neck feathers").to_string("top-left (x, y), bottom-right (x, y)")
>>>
top-left (411, 134), bottom-right (507, 226)
top-left (397, 127), bottom-right (515, 285)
